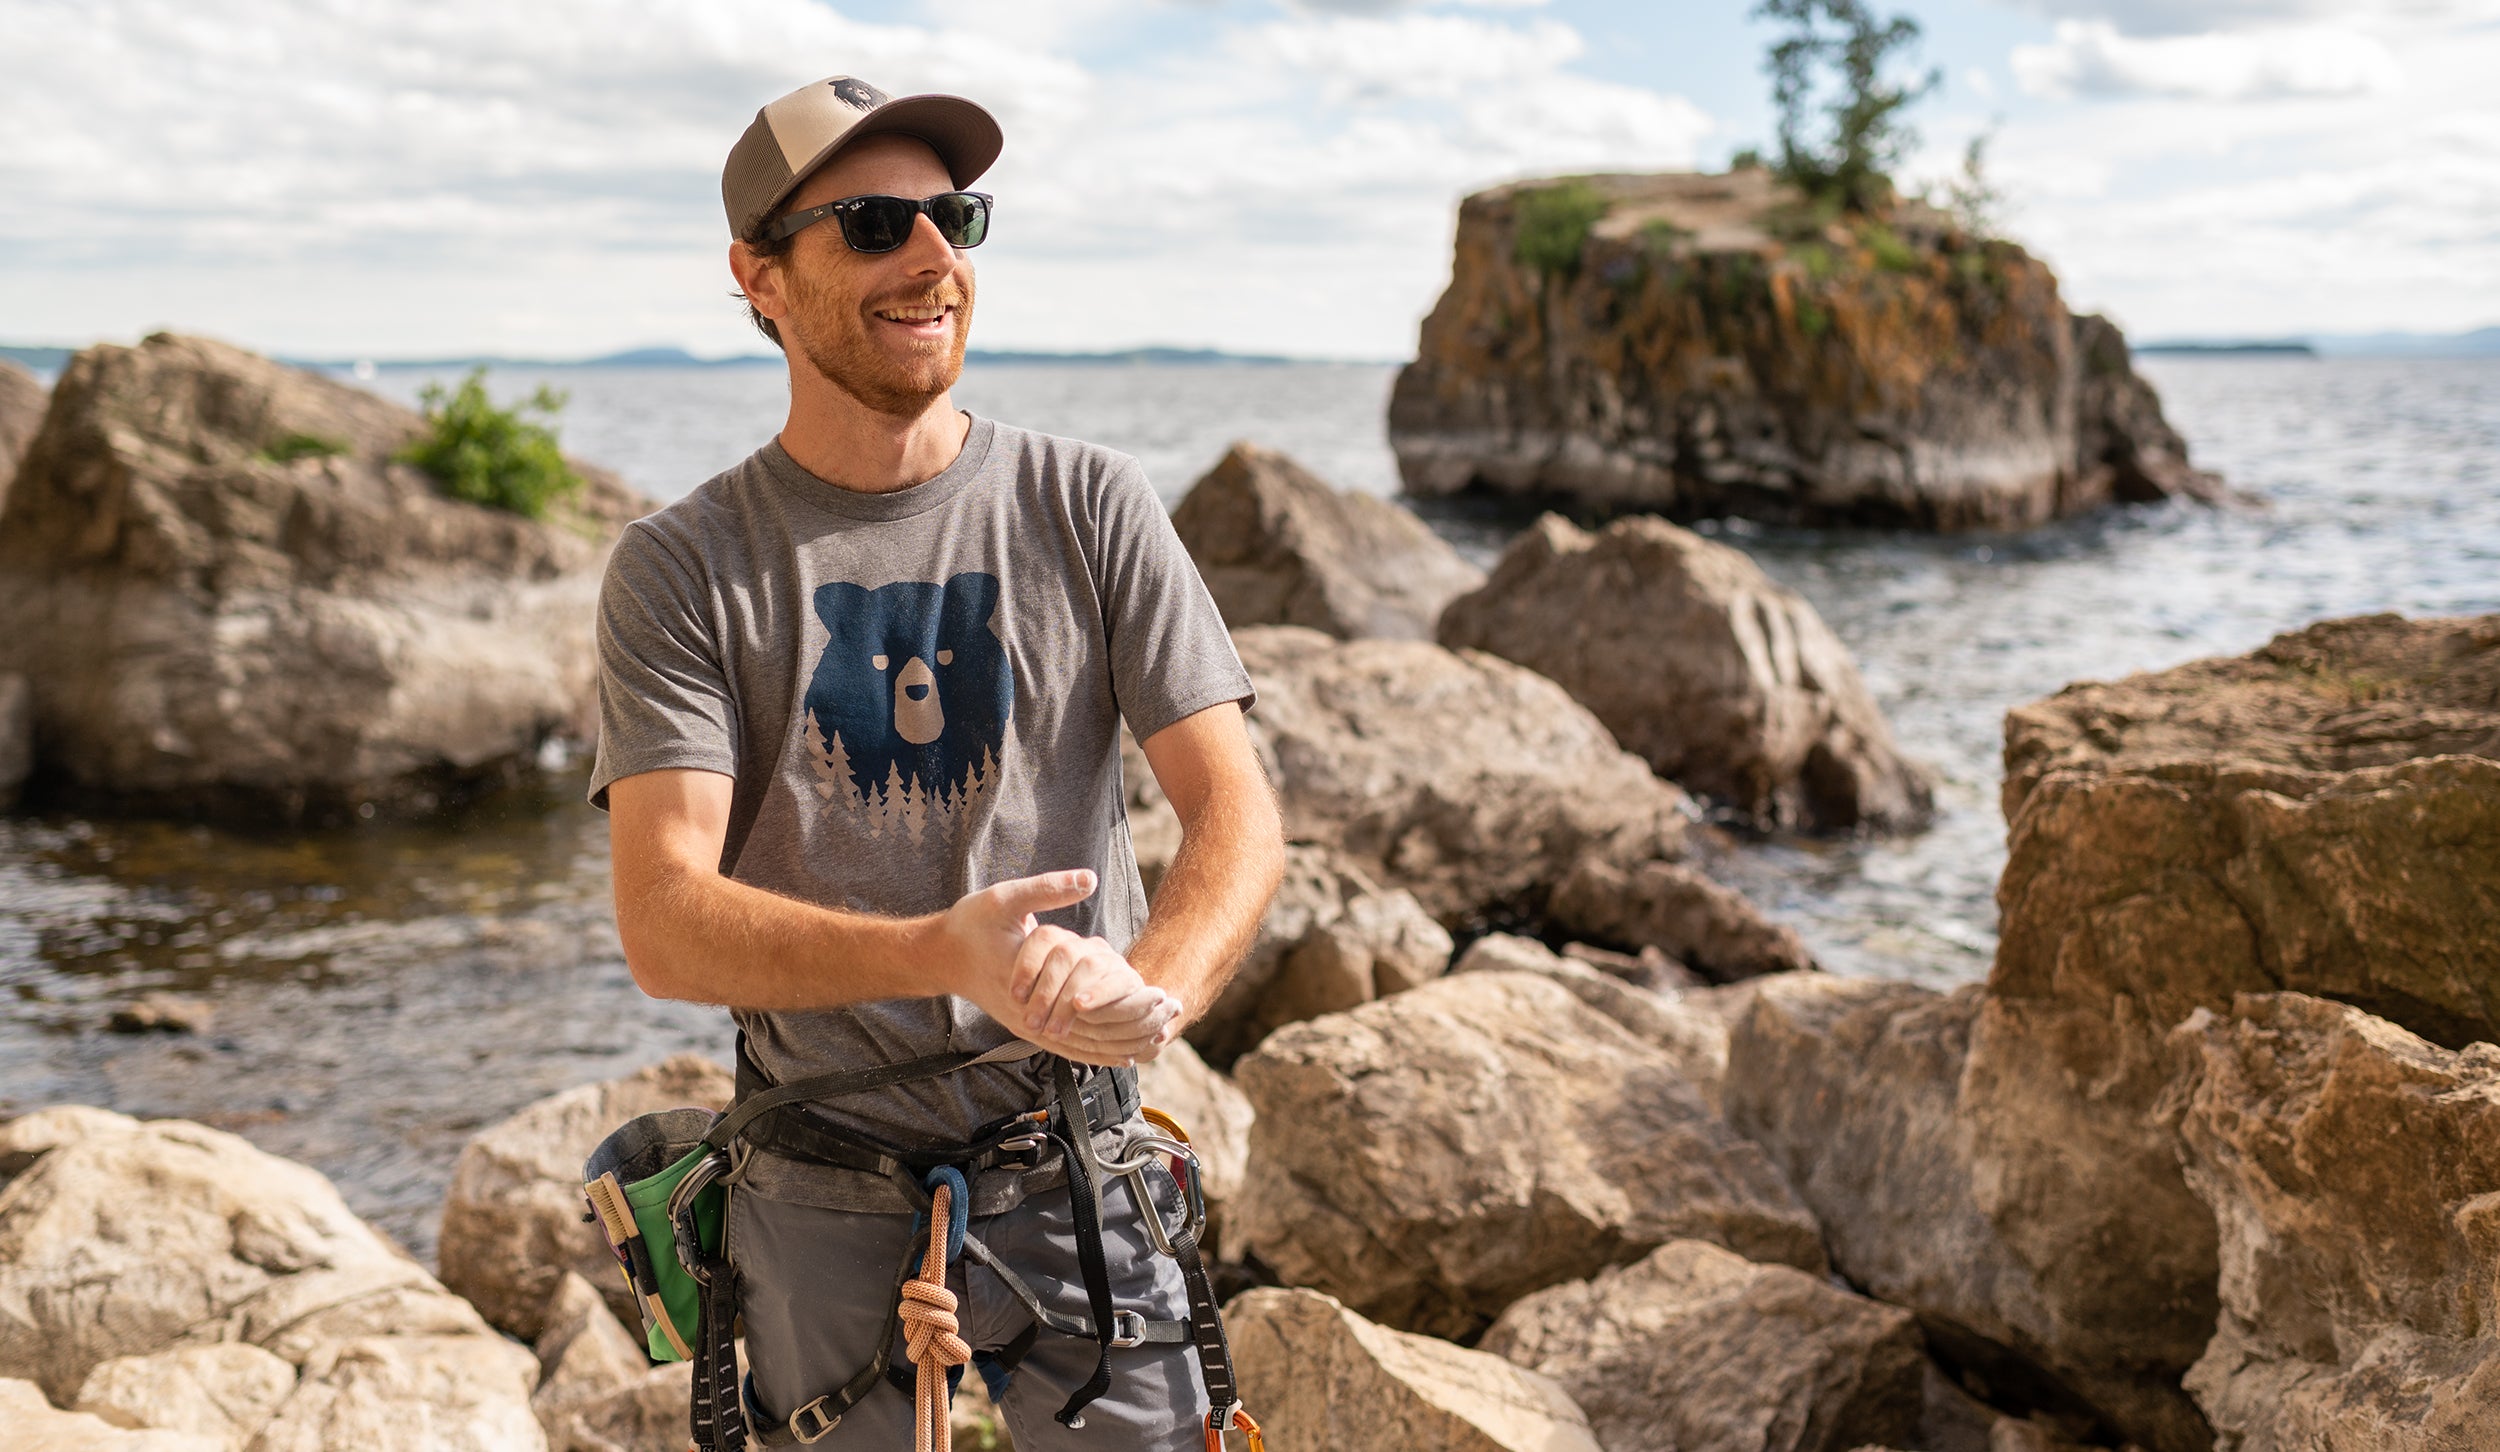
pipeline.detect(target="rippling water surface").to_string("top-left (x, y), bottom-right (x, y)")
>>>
top-left (3, 354), bottom-right (2493, 1257)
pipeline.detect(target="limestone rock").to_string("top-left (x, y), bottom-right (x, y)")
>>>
top-left (1548, 851), bottom-right (1816, 980)
top-left (0, 358), bottom-right (44, 503)
top-left (1958, 612), bottom-right (2500, 1451)
top-left (72, 1343), bottom-right (299, 1447)
top-left (1170, 441), bottom-right (1484, 640)
top-left (1482, 1239), bottom-right (1927, 1452)
top-left (0, 1378), bottom-right (224, 1452)
top-left (247, 1334), bottom-right (544, 1452)
top-left (0, 333), bottom-right (651, 819)
top-left (1226, 1287), bottom-right (1602, 1452)
top-left (438, 1053), bottom-right (734, 1341)
top-left (2164, 993), bottom-right (2500, 1452)
top-left (1450, 933), bottom-right (1738, 1107)
top-left (1235, 625), bottom-right (1692, 925)
top-left (0, 1101), bottom-right (138, 1181)
top-left (1440, 513), bottom-right (1932, 832)
top-left (1233, 971), bottom-right (1824, 1338)
top-left (1389, 170), bottom-right (2222, 530)
top-left (531, 1273), bottom-right (649, 1418)
top-left (1192, 842), bottom-right (1454, 1063)
top-left (0, 1116), bottom-right (485, 1404)
top-left (1134, 1036), bottom-right (1253, 1251)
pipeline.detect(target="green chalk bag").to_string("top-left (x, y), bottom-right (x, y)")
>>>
top-left (582, 1108), bottom-right (730, 1363)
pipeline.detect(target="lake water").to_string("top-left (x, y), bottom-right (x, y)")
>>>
top-left (3, 353), bottom-right (2494, 1257)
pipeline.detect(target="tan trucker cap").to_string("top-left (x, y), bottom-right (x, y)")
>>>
top-left (721, 76), bottom-right (1002, 240)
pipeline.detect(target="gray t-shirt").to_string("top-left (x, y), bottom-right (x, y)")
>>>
top-left (589, 414), bottom-right (1251, 1207)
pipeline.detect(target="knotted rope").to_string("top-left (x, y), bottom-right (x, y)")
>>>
top-left (902, 1176), bottom-right (972, 1452)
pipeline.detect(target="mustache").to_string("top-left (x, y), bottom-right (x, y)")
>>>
top-left (864, 282), bottom-right (971, 313)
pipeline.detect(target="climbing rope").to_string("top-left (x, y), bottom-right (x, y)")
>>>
top-left (902, 1176), bottom-right (973, 1452)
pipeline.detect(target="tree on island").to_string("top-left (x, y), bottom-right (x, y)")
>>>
top-left (1754, 0), bottom-right (1939, 214)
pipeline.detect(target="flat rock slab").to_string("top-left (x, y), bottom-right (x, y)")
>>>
top-left (1483, 1239), bottom-right (1927, 1452)
top-left (1227, 1287), bottom-right (1601, 1452)
top-left (437, 1052), bottom-right (734, 1341)
top-left (1233, 970), bottom-right (1824, 1339)
top-left (1440, 512), bottom-right (1932, 833)
top-left (1171, 441), bottom-right (1483, 640)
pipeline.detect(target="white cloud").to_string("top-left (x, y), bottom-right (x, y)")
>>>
top-left (2001, 0), bottom-right (2497, 38)
top-left (2012, 19), bottom-right (2402, 100)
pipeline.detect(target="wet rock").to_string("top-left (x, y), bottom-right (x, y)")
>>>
top-left (1235, 625), bottom-right (1692, 925)
top-left (1134, 1036), bottom-right (1252, 1252)
top-left (0, 671), bottom-right (27, 810)
top-left (0, 1115), bottom-right (491, 1404)
top-left (2163, 993), bottom-right (2500, 1452)
top-left (1958, 611), bottom-right (2500, 1451)
top-left (1233, 971), bottom-right (1824, 1339)
top-left (0, 358), bottom-right (43, 503)
top-left (0, 1377), bottom-right (224, 1451)
top-left (72, 1343), bottom-right (299, 1448)
top-left (1192, 843), bottom-right (1453, 1064)
top-left (1449, 933), bottom-right (1738, 1107)
top-left (438, 1053), bottom-right (734, 1341)
top-left (0, 332), bottom-right (651, 819)
top-left (105, 993), bottom-right (215, 1035)
top-left (1389, 169), bottom-right (2222, 530)
top-left (1482, 1239), bottom-right (1927, 1452)
top-left (247, 1334), bottom-right (544, 1452)
top-left (1226, 1286), bottom-right (1602, 1452)
top-left (1547, 851), bottom-right (1816, 980)
top-left (1440, 513), bottom-right (1933, 833)
top-left (1171, 441), bottom-right (1484, 640)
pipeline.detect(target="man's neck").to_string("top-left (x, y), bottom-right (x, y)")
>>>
top-left (775, 356), bottom-right (972, 495)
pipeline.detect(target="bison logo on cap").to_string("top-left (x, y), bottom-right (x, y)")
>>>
top-left (830, 78), bottom-right (890, 112)
top-left (800, 572), bottom-right (1012, 845)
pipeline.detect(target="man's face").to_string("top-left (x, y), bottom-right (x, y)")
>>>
top-left (754, 134), bottom-right (977, 416)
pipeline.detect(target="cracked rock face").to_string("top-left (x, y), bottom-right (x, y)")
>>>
top-left (1232, 970), bottom-right (1824, 1340)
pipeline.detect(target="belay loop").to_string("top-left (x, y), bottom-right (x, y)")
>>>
top-left (904, 1165), bottom-right (974, 1452)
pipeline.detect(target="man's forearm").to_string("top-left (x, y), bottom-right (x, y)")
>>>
top-left (1126, 779), bottom-right (1285, 1027)
top-left (618, 861), bottom-right (949, 1012)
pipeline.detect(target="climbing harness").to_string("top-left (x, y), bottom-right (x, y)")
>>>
top-left (584, 1037), bottom-right (1266, 1451)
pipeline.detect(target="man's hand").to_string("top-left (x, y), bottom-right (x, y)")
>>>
top-left (935, 870), bottom-right (1181, 1066)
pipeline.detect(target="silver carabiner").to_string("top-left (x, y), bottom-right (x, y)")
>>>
top-left (1100, 1134), bottom-right (1208, 1259)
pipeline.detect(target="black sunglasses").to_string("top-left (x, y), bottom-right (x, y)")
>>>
top-left (768, 191), bottom-right (993, 252)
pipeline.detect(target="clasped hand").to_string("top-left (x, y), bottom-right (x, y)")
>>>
top-left (938, 869), bottom-right (1183, 1067)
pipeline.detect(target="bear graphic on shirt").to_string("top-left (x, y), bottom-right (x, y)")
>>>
top-left (801, 572), bottom-right (1013, 844)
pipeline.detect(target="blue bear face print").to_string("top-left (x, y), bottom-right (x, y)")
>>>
top-left (803, 573), bottom-right (1013, 818)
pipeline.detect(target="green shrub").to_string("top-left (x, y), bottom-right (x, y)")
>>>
top-left (1513, 181), bottom-right (1610, 279)
top-left (397, 369), bottom-right (582, 519)
top-left (1860, 222), bottom-right (1920, 272)
top-left (259, 431), bottom-right (348, 463)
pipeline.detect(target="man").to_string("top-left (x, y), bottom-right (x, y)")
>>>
top-left (591, 74), bottom-right (1284, 1451)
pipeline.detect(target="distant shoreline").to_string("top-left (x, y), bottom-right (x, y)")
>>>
top-left (0, 342), bottom-right (1398, 375)
top-left (2136, 341), bottom-right (2318, 357)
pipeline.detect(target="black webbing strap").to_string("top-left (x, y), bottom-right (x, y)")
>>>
top-left (1049, 1055), bottom-right (1122, 1429)
top-left (690, 1256), bottom-right (747, 1451)
top-left (704, 1048), bottom-right (996, 1155)
top-left (1165, 1206), bottom-right (1242, 1430)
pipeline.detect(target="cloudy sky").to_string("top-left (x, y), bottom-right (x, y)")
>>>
top-left (2, 0), bottom-right (2493, 359)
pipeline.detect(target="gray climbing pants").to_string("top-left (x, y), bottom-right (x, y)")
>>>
top-left (728, 1171), bottom-right (1209, 1450)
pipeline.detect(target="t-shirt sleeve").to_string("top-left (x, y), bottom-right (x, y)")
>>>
top-left (1092, 456), bottom-right (1256, 744)
top-left (587, 522), bottom-right (741, 810)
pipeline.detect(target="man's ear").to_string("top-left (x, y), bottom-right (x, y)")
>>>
top-left (729, 241), bottom-right (789, 324)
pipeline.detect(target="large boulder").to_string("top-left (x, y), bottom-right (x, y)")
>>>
top-left (1449, 933), bottom-right (1746, 1109)
top-left (1438, 513), bottom-right (1932, 833)
top-left (1481, 1239), bottom-right (1928, 1452)
top-left (0, 358), bottom-right (44, 506)
top-left (1723, 975), bottom-right (2173, 1446)
top-left (1233, 624), bottom-right (1693, 924)
top-left (1226, 1287), bottom-right (1602, 1452)
top-left (1389, 169), bottom-right (2223, 530)
top-left (1232, 971), bottom-right (1824, 1338)
top-left (0, 1378), bottom-right (223, 1452)
top-left (1190, 842), bottom-right (1453, 1064)
top-left (0, 333), bottom-right (651, 818)
top-left (1547, 851), bottom-right (1817, 980)
top-left (1170, 441), bottom-right (1484, 640)
top-left (1957, 613), bottom-right (2500, 1450)
top-left (437, 1053), bottom-right (734, 1341)
top-left (2163, 994), bottom-right (2500, 1452)
top-left (0, 1112), bottom-right (541, 1449)
top-left (530, 1272), bottom-right (689, 1452)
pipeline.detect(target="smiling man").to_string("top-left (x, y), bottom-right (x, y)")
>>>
top-left (590, 75), bottom-right (1283, 1451)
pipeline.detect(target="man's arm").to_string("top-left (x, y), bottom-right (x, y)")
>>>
top-left (1124, 701), bottom-right (1285, 1029)
top-left (606, 768), bottom-right (1175, 1063)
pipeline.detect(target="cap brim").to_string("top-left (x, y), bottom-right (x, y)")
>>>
top-left (767, 93), bottom-right (1003, 220)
